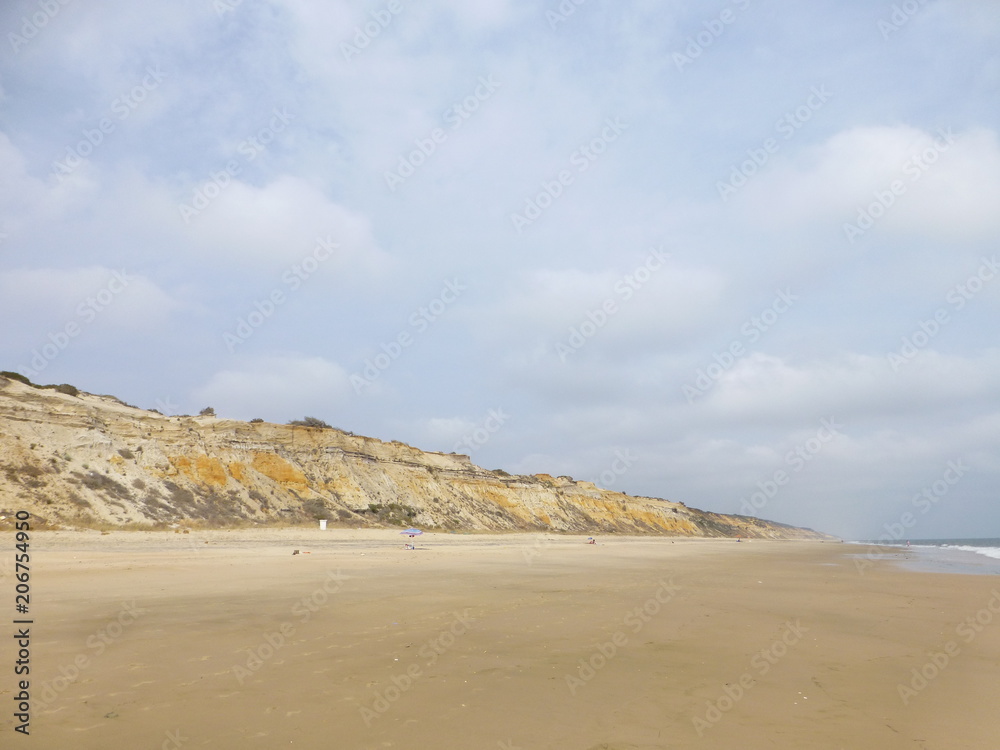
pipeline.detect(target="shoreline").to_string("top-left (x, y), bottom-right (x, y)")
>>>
top-left (4, 531), bottom-right (998, 748)
top-left (845, 538), bottom-right (1000, 577)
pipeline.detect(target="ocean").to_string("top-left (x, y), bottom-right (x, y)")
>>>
top-left (851, 538), bottom-right (1000, 576)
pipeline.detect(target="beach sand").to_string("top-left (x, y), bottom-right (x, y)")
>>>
top-left (4, 529), bottom-right (1000, 749)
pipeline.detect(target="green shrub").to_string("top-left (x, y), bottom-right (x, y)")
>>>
top-left (288, 416), bottom-right (332, 429)
top-left (363, 502), bottom-right (418, 526)
top-left (163, 481), bottom-right (196, 507)
top-left (0, 371), bottom-right (32, 385)
top-left (302, 498), bottom-right (329, 519)
top-left (76, 471), bottom-right (133, 500)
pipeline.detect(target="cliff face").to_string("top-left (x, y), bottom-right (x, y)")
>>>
top-left (0, 376), bottom-right (834, 539)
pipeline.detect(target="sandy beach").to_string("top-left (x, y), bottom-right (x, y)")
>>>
top-left (4, 529), bottom-right (1000, 749)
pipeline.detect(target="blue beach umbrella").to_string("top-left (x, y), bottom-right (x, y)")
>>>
top-left (400, 527), bottom-right (423, 549)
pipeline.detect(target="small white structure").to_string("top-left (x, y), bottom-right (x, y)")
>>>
top-left (319, 519), bottom-right (327, 530)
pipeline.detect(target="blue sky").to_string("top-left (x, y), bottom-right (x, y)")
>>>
top-left (2, 0), bottom-right (999, 539)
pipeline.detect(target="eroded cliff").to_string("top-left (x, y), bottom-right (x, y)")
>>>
top-left (0, 376), bottom-right (834, 539)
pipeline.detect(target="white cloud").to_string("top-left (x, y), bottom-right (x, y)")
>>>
top-left (470, 257), bottom-right (726, 363)
top-left (699, 350), bottom-right (1000, 423)
top-left (422, 416), bottom-right (476, 444)
top-left (0, 133), bottom-right (48, 221)
top-left (175, 175), bottom-right (388, 272)
top-left (191, 354), bottom-right (354, 421)
top-left (0, 266), bottom-right (179, 334)
top-left (736, 125), bottom-right (1000, 243)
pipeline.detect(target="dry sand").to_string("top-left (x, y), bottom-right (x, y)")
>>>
top-left (3, 529), bottom-right (1000, 749)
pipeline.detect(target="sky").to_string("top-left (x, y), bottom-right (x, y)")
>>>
top-left (1, 0), bottom-right (998, 540)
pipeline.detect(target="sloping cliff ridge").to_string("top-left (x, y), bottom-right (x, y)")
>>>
top-left (0, 376), bottom-right (834, 539)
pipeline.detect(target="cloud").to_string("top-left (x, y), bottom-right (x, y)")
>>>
top-left (0, 133), bottom-right (49, 223)
top-left (469, 255), bottom-right (726, 364)
top-left (0, 265), bottom-right (182, 380)
top-left (415, 415), bottom-right (479, 454)
top-left (179, 175), bottom-right (391, 274)
top-left (0, 266), bottom-right (179, 334)
top-left (190, 354), bottom-right (354, 422)
top-left (698, 350), bottom-right (1000, 424)
top-left (735, 125), bottom-right (1000, 244)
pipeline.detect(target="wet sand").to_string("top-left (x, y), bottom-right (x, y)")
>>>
top-left (4, 529), bottom-right (1000, 749)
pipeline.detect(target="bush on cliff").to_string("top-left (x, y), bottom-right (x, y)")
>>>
top-left (288, 416), bottom-right (332, 429)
